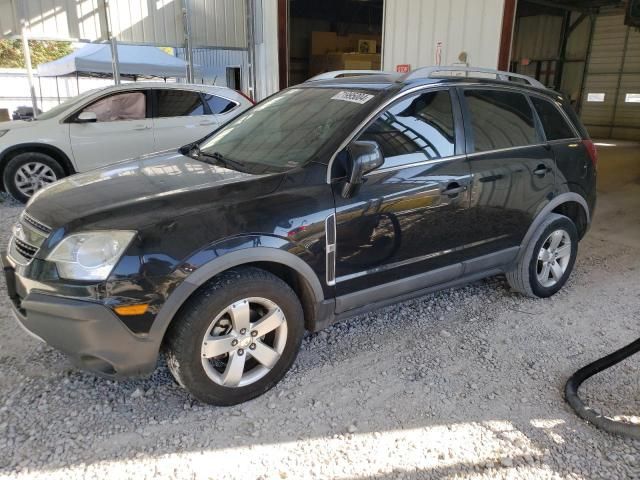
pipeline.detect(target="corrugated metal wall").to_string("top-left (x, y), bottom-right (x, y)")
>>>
top-left (512, 15), bottom-right (562, 61)
top-left (175, 47), bottom-right (249, 88)
top-left (581, 13), bottom-right (640, 139)
top-left (382, 0), bottom-right (505, 71)
top-left (0, 0), bottom-right (246, 48)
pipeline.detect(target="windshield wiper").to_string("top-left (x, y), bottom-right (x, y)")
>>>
top-left (199, 151), bottom-right (246, 171)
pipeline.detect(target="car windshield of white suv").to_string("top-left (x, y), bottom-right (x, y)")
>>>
top-left (36, 89), bottom-right (100, 120)
top-left (197, 87), bottom-right (379, 174)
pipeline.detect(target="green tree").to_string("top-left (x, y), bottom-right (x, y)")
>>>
top-left (0, 40), bottom-right (73, 68)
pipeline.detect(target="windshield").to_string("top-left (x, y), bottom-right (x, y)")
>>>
top-left (198, 87), bottom-right (379, 173)
top-left (37, 89), bottom-right (99, 120)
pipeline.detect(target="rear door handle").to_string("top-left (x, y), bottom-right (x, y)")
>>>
top-left (133, 125), bottom-right (151, 131)
top-left (534, 164), bottom-right (551, 177)
top-left (441, 183), bottom-right (468, 197)
top-left (199, 121), bottom-right (216, 126)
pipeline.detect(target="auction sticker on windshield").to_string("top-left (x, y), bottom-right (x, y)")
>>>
top-left (331, 91), bottom-right (375, 104)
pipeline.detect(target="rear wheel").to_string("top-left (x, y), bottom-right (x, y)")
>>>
top-left (3, 152), bottom-right (65, 203)
top-left (506, 213), bottom-right (578, 298)
top-left (165, 267), bottom-right (304, 405)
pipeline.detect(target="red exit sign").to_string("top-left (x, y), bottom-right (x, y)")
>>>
top-left (396, 64), bottom-right (411, 74)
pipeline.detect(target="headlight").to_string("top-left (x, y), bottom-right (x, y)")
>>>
top-left (0, 129), bottom-right (9, 138)
top-left (47, 231), bottom-right (136, 281)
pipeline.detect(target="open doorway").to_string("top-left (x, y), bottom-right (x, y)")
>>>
top-left (509, 0), bottom-right (640, 139)
top-left (281, 0), bottom-right (384, 87)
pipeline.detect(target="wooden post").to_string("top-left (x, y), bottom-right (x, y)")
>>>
top-left (498, 0), bottom-right (517, 71)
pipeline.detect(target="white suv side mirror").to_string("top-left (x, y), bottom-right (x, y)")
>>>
top-left (76, 111), bottom-right (97, 123)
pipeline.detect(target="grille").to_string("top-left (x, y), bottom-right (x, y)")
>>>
top-left (8, 213), bottom-right (50, 265)
top-left (22, 213), bottom-right (52, 234)
top-left (13, 238), bottom-right (38, 261)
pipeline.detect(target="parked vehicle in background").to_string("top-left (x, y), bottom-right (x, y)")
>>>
top-left (11, 106), bottom-right (41, 121)
top-left (0, 83), bottom-right (253, 202)
top-left (1, 67), bottom-right (597, 406)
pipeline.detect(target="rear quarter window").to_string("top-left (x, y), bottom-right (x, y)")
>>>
top-left (530, 96), bottom-right (576, 141)
top-left (204, 94), bottom-right (238, 114)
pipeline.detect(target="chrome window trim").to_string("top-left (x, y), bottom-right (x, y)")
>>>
top-left (365, 154), bottom-right (466, 176)
top-left (466, 142), bottom-right (546, 159)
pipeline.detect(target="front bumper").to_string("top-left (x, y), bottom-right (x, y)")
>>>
top-left (2, 252), bottom-right (159, 377)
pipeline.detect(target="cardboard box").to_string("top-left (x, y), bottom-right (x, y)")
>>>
top-left (311, 31), bottom-right (339, 55)
top-left (311, 31), bottom-right (381, 55)
top-left (358, 39), bottom-right (377, 54)
top-left (325, 53), bottom-right (381, 71)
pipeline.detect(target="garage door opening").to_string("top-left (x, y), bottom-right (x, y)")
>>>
top-left (279, 0), bottom-right (384, 88)
top-left (508, 0), bottom-right (640, 140)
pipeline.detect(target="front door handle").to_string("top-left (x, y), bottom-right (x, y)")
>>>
top-left (133, 125), bottom-right (151, 131)
top-left (441, 183), bottom-right (468, 197)
top-left (199, 121), bottom-right (216, 126)
top-left (534, 164), bottom-right (551, 177)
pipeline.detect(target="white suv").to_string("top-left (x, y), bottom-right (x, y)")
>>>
top-left (0, 83), bottom-right (253, 202)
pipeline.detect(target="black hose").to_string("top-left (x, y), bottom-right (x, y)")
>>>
top-left (565, 338), bottom-right (640, 439)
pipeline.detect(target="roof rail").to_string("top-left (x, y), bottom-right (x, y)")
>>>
top-left (401, 66), bottom-right (546, 89)
top-left (306, 70), bottom-right (393, 82)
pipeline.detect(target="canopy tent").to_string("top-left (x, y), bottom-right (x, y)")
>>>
top-left (37, 43), bottom-right (196, 78)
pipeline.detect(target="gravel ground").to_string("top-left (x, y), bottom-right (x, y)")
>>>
top-left (0, 164), bottom-right (639, 479)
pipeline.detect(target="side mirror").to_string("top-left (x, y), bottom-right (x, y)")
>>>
top-left (76, 111), bottom-right (97, 123)
top-left (341, 140), bottom-right (384, 198)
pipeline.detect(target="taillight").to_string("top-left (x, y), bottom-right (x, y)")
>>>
top-left (237, 90), bottom-right (255, 105)
top-left (582, 139), bottom-right (598, 170)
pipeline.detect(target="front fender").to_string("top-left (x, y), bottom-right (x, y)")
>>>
top-left (146, 236), bottom-right (328, 351)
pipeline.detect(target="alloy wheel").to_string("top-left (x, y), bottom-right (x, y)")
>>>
top-left (536, 229), bottom-right (572, 288)
top-left (200, 297), bottom-right (288, 387)
top-left (14, 162), bottom-right (58, 197)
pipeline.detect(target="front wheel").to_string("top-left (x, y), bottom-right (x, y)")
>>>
top-left (165, 267), bottom-right (304, 405)
top-left (2, 152), bottom-right (65, 203)
top-left (506, 213), bottom-right (578, 298)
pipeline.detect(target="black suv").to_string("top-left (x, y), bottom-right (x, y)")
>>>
top-left (2, 67), bottom-right (597, 405)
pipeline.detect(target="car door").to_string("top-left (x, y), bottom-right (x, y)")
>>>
top-left (461, 87), bottom-right (555, 260)
top-left (330, 88), bottom-right (473, 310)
top-left (152, 89), bottom-right (218, 151)
top-left (68, 90), bottom-right (154, 171)
top-left (528, 95), bottom-right (591, 196)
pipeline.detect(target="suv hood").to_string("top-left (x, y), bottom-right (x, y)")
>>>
top-left (26, 150), bottom-right (281, 229)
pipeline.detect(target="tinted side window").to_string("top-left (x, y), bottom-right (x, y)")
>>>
top-left (82, 91), bottom-right (146, 122)
top-left (204, 94), bottom-right (237, 114)
top-left (359, 90), bottom-right (456, 169)
top-left (464, 90), bottom-right (537, 152)
top-left (530, 96), bottom-right (575, 140)
top-left (157, 90), bottom-right (205, 117)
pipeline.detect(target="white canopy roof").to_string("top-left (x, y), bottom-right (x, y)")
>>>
top-left (37, 43), bottom-right (192, 78)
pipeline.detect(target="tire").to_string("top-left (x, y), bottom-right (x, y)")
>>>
top-left (2, 152), bottom-right (66, 203)
top-left (506, 213), bottom-right (578, 298)
top-left (165, 267), bottom-right (305, 406)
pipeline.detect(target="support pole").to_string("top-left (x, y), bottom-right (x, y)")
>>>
top-left (103, 0), bottom-right (120, 85)
top-left (110, 36), bottom-right (121, 85)
top-left (245, 0), bottom-right (257, 99)
top-left (182, 0), bottom-right (194, 83)
top-left (21, 26), bottom-right (38, 118)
